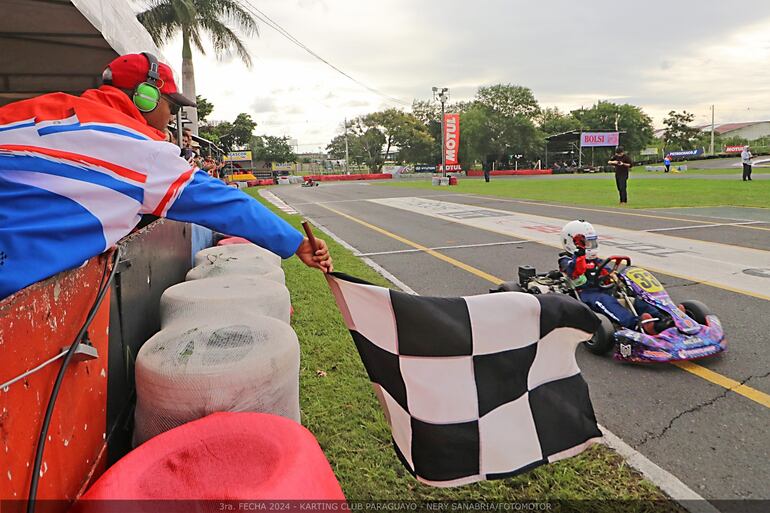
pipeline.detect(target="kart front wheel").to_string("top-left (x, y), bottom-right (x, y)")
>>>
top-left (489, 281), bottom-right (525, 293)
top-left (584, 313), bottom-right (615, 355)
top-left (680, 300), bottom-right (713, 325)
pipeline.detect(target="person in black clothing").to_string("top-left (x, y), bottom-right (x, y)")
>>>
top-left (608, 146), bottom-right (633, 204)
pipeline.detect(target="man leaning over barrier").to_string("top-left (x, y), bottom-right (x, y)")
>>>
top-left (0, 53), bottom-right (332, 300)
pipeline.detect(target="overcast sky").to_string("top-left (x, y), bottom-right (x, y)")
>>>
top-left (155, 0), bottom-right (770, 151)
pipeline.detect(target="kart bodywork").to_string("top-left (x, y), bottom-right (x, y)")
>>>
top-left (492, 258), bottom-right (726, 363)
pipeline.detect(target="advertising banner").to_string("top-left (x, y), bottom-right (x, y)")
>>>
top-left (580, 132), bottom-right (620, 147)
top-left (224, 150), bottom-right (252, 162)
top-left (724, 145), bottom-right (745, 153)
top-left (669, 148), bottom-right (704, 158)
top-left (444, 114), bottom-right (460, 165)
top-left (271, 162), bottom-right (294, 171)
top-left (414, 164), bottom-right (437, 173)
top-left (640, 147), bottom-right (659, 156)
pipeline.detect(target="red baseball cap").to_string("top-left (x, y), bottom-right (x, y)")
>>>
top-left (102, 53), bottom-right (196, 107)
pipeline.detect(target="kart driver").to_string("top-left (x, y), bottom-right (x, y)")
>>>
top-left (558, 220), bottom-right (662, 335)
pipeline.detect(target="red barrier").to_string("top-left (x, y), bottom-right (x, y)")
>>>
top-left (0, 253), bottom-right (113, 504)
top-left (304, 173), bottom-right (392, 182)
top-left (467, 169), bottom-right (552, 176)
top-left (77, 412), bottom-right (345, 504)
top-left (217, 237), bottom-right (251, 246)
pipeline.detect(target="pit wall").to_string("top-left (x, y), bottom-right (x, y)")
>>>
top-left (0, 219), bottom-right (192, 507)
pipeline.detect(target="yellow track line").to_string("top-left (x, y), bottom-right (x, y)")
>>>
top-left (320, 203), bottom-right (770, 410)
top-left (672, 362), bottom-right (770, 408)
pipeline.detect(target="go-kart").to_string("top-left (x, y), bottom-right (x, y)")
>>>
top-left (491, 256), bottom-right (726, 363)
top-left (302, 178), bottom-right (320, 187)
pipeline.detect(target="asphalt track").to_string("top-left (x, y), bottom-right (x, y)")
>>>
top-left (270, 182), bottom-right (770, 508)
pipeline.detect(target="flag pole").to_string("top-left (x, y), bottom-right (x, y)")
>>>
top-left (302, 220), bottom-right (319, 253)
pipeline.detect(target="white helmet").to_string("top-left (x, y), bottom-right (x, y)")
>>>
top-left (561, 220), bottom-right (599, 259)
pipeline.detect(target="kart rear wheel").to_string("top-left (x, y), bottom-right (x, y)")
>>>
top-left (584, 313), bottom-right (615, 355)
top-left (680, 300), bottom-right (713, 325)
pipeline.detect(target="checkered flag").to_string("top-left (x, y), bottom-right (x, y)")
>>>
top-left (326, 273), bottom-right (603, 487)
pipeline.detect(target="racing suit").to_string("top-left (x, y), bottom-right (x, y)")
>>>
top-left (0, 86), bottom-right (304, 299)
top-left (558, 251), bottom-right (659, 329)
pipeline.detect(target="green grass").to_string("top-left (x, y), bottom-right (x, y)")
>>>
top-left (380, 176), bottom-right (770, 209)
top-left (631, 166), bottom-right (770, 175)
top-left (245, 187), bottom-right (679, 509)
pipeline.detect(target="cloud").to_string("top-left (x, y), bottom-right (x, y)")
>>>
top-left (179, 0), bottom-right (770, 145)
top-left (251, 97), bottom-right (277, 113)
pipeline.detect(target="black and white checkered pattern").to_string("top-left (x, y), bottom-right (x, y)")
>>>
top-left (327, 273), bottom-right (603, 487)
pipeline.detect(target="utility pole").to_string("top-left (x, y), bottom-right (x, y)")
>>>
top-left (344, 118), bottom-right (350, 174)
top-left (433, 86), bottom-right (450, 176)
top-left (710, 105), bottom-right (715, 155)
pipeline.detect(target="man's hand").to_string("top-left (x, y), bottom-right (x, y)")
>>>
top-left (295, 237), bottom-right (333, 273)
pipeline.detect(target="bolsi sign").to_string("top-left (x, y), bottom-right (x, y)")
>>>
top-left (444, 113), bottom-right (460, 165)
top-left (580, 132), bottom-right (620, 147)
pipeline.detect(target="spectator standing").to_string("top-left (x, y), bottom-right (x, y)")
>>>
top-left (608, 146), bottom-right (633, 204)
top-left (741, 145), bottom-right (753, 181)
top-left (181, 128), bottom-right (194, 160)
top-left (0, 52), bottom-right (332, 299)
top-left (664, 154), bottom-right (671, 173)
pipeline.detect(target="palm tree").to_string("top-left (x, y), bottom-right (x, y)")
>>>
top-left (137, 0), bottom-right (257, 133)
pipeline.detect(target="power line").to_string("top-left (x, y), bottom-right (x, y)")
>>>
top-left (240, 0), bottom-right (410, 107)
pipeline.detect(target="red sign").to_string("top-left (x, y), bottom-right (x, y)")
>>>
top-left (724, 145), bottom-right (744, 153)
top-left (580, 132), bottom-right (620, 147)
top-left (444, 114), bottom-right (460, 165)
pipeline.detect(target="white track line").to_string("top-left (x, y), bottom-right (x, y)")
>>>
top-left (356, 239), bottom-right (533, 257)
top-left (267, 189), bottom-right (716, 513)
top-left (260, 190), bottom-right (298, 214)
top-left (291, 193), bottom-right (468, 207)
top-left (644, 221), bottom-right (763, 233)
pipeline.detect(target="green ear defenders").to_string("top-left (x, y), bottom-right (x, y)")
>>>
top-left (132, 52), bottom-right (162, 113)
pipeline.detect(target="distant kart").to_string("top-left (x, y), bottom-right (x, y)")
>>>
top-left (302, 179), bottom-right (320, 187)
top-left (491, 256), bottom-right (726, 363)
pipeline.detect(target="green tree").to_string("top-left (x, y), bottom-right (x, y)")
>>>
top-left (571, 101), bottom-right (654, 158)
top-left (454, 85), bottom-right (543, 168)
top-left (231, 113), bottom-right (257, 148)
top-left (347, 118), bottom-right (387, 173)
top-left (199, 120), bottom-right (232, 149)
top-left (137, 0), bottom-right (257, 133)
top-left (662, 110), bottom-right (702, 151)
top-left (538, 107), bottom-right (581, 136)
top-left (251, 135), bottom-right (297, 162)
top-left (195, 95), bottom-right (214, 123)
top-left (326, 132), bottom-right (366, 164)
top-left (476, 84), bottom-right (540, 119)
top-left (358, 109), bottom-right (434, 171)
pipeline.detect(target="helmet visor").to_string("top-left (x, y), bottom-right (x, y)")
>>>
top-left (585, 236), bottom-right (598, 250)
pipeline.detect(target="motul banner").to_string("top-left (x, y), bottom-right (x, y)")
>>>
top-left (724, 145), bottom-right (745, 153)
top-left (580, 132), bottom-right (619, 147)
top-left (444, 114), bottom-right (460, 165)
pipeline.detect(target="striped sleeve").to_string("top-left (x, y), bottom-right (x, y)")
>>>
top-left (143, 142), bottom-right (303, 259)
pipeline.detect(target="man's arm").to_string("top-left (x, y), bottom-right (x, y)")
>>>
top-left (141, 143), bottom-right (332, 271)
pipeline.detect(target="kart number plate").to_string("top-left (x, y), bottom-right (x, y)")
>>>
top-left (626, 269), bottom-right (663, 293)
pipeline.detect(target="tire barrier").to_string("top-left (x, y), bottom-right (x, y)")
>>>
top-left (186, 256), bottom-right (286, 283)
top-left (81, 412), bottom-right (344, 503)
top-left (194, 243), bottom-right (282, 268)
top-left (132, 319), bottom-right (301, 446)
top-left (160, 276), bottom-right (291, 326)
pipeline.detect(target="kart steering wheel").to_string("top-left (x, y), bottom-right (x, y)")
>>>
top-left (593, 256), bottom-right (631, 290)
